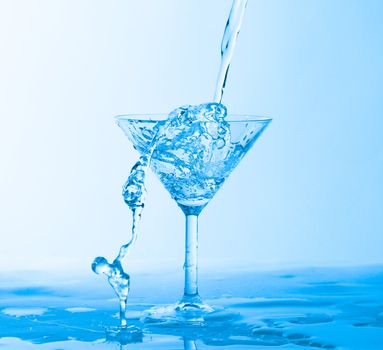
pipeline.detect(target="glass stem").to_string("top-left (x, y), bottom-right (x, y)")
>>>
top-left (184, 214), bottom-right (199, 298)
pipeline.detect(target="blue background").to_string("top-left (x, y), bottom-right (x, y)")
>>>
top-left (0, 0), bottom-right (382, 272)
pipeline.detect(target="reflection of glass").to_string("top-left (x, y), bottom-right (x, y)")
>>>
top-left (116, 114), bottom-right (271, 322)
top-left (184, 338), bottom-right (198, 350)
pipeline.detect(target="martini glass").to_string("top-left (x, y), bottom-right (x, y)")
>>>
top-left (115, 114), bottom-right (271, 323)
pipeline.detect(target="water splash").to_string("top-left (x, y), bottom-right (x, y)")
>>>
top-left (120, 102), bottom-right (229, 214)
top-left (91, 119), bottom-right (167, 328)
top-left (151, 103), bottom-right (230, 213)
top-left (214, 0), bottom-right (248, 103)
top-left (92, 103), bottom-right (230, 327)
top-left (92, 0), bottom-right (250, 329)
top-left (91, 207), bottom-right (142, 328)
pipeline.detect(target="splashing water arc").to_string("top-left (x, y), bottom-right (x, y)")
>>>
top-left (92, 0), bottom-right (249, 329)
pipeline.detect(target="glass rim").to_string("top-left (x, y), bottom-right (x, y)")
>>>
top-left (114, 114), bottom-right (272, 123)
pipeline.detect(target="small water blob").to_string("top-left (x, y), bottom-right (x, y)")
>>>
top-left (286, 333), bottom-right (310, 340)
top-left (251, 328), bottom-right (288, 346)
top-left (290, 313), bottom-right (333, 325)
top-left (92, 257), bottom-right (111, 275)
top-left (122, 157), bottom-right (148, 209)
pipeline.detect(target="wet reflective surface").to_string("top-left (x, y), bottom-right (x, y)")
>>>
top-left (0, 266), bottom-right (382, 349)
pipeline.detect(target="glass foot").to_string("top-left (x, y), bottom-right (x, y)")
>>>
top-left (141, 303), bottom-right (213, 325)
top-left (141, 297), bottom-right (240, 326)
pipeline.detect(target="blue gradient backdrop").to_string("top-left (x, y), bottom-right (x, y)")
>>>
top-left (0, 0), bottom-right (382, 272)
